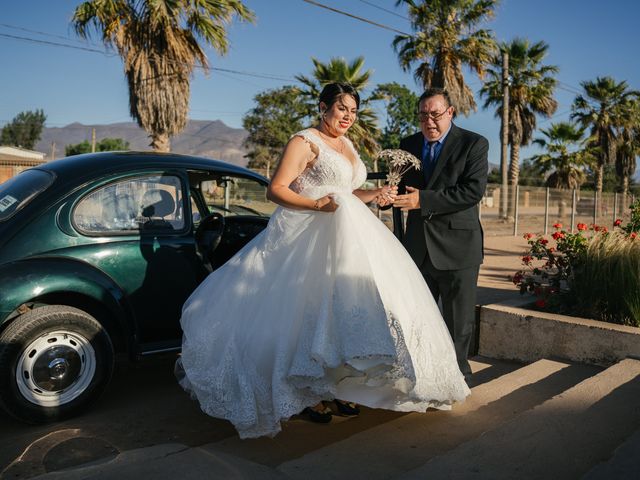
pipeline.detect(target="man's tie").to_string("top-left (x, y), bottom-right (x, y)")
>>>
top-left (423, 140), bottom-right (439, 183)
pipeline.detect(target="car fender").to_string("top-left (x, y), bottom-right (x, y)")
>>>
top-left (0, 256), bottom-right (137, 353)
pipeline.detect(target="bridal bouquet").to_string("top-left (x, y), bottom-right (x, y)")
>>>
top-left (375, 149), bottom-right (421, 187)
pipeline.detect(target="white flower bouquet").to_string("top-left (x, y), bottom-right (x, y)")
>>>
top-left (375, 149), bottom-right (421, 187)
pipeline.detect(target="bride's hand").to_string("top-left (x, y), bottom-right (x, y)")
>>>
top-left (375, 185), bottom-right (397, 207)
top-left (314, 194), bottom-right (338, 212)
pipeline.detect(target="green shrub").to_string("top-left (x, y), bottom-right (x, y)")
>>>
top-left (513, 201), bottom-right (640, 326)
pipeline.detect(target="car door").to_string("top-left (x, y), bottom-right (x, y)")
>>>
top-left (71, 171), bottom-right (204, 349)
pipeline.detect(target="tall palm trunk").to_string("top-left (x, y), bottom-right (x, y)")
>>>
top-left (595, 163), bottom-right (604, 193)
top-left (507, 143), bottom-right (520, 219)
top-left (151, 133), bottom-right (170, 152)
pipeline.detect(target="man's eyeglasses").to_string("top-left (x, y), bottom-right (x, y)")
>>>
top-left (418, 109), bottom-right (449, 122)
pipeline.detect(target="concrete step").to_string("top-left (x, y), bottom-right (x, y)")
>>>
top-left (206, 357), bottom-right (522, 468)
top-left (399, 358), bottom-right (640, 480)
top-left (275, 358), bottom-right (600, 479)
top-left (582, 428), bottom-right (640, 480)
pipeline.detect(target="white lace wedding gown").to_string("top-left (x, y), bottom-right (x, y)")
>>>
top-left (177, 129), bottom-right (470, 438)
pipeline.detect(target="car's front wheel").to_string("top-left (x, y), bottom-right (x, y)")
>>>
top-left (0, 305), bottom-right (114, 423)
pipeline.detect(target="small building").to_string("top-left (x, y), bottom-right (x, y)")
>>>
top-left (0, 146), bottom-right (47, 184)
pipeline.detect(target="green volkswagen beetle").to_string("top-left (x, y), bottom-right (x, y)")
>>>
top-left (0, 151), bottom-right (273, 423)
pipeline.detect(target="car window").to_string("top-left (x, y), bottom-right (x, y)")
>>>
top-left (190, 196), bottom-right (202, 226)
top-left (73, 174), bottom-right (186, 234)
top-left (202, 176), bottom-right (275, 217)
top-left (0, 169), bottom-right (55, 222)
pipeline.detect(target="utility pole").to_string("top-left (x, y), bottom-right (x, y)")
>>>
top-left (91, 127), bottom-right (96, 153)
top-left (500, 51), bottom-right (510, 220)
top-left (50, 141), bottom-right (56, 161)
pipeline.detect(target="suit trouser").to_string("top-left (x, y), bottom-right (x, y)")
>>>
top-left (419, 251), bottom-right (480, 377)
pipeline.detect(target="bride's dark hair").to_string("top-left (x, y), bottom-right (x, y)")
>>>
top-left (318, 82), bottom-right (360, 112)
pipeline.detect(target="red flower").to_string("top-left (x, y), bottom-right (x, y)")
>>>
top-left (548, 247), bottom-right (555, 253)
top-left (593, 225), bottom-right (601, 232)
top-left (553, 222), bottom-right (563, 229)
top-left (552, 231), bottom-right (565, 240)
top-left (631, 232), bottom-right (638, 240)
top-left (601, 226), bottom-right (609, 233)
top-left (523, 233), bottom-right (534, 240)
top-left (535, 298), bottom-right (546, 308)
top-left (614, 218), bottom-right (622, 227)
top-left (539, 238), bottom-right (549, 245)
top-left (522, 255), bottom-right (533, 264)
top-left (577, 223), bottom-right (588, 231)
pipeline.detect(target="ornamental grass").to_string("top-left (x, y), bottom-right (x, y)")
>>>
top-left (569, 231), bottom-right (640, 326)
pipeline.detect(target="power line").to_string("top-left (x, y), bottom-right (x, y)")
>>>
top-left (0, 22), bottom-right (104, 49)
top-left (557, 80), bottom-right (584, 97)
top-left (0, 29), bottom-right (297, 82)
top-left (212, 67), bottom-right (293, 82)
top-left (300, 0), bottom-right (411, 36)
top-left (0, 32), bottom-right (115, 55)
top-left (356, 0), bottom-right (410, 21)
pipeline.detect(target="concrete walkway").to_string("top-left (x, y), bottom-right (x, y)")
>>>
top-left (477, 234), bottom-right (530, 305)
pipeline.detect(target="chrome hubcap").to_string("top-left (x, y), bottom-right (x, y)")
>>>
top-left (16, 330), bottom-right (96, 407)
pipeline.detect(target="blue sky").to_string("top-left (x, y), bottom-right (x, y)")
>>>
top-left (1, 0), bottom-right (639, 165)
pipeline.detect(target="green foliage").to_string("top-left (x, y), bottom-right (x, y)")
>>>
top-left (394, 0), bottom-right (498, 116)
top-left (582, 164), bottom-right (619, 192)
top-left (487, 167), bottom-right (501, 184)
top-left (1, 109), bottom-right (47, 150)
top-left (372, 82), bottom-right (419, 151)
top-left (65, 138), bottom-right (130, 156)
top-left (480, 38), bottom-right (558, 148)
top-left (517, 158), bottom-right (546, 186)
top-left (571, 76), bottom-right (639, 191)
top-left (242, 86), bottom-right (306, 173)
top-left (514, 217), bottom-right (640, 327)
top-left (295, 56), bottom-right (381, 159)
top-left (621, 198), bottom-right (640, 234)
top-left (529, 121), bottom-right (591, 189)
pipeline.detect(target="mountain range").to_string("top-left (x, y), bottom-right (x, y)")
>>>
top-left (33, 122), bottom-right (640, 181)
top-left (35, 120), bottom-right (249, 166)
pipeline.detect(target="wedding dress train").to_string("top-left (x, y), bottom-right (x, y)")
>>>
top-left (177, 129), bottom-right (470, 438)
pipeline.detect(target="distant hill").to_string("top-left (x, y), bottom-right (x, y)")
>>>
top-left (35, 120), bottom-right (249, 166)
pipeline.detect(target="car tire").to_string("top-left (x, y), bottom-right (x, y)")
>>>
top-left (0, 305), bottom-right (114, 423)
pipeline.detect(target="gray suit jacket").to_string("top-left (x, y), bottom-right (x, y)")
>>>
top-left (398, 124), bottom-right (488, 270)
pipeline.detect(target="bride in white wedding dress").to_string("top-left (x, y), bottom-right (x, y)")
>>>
top-left (177, 83), bottom-right (470, 439)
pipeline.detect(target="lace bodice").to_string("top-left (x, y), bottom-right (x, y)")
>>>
top-left (289, 129), bottom-right (368, 194)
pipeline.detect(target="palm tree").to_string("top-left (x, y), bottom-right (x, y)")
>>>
top-left (571, 76), bottom-right (636, 192)
top-left (530, 122), bottom-right (592, 217)
top-left (72, 0), bottom-right (254, 152)
top-left (530, 122), bottom-right (591, 217)
top-left (615, 98), bottom-right (640, 203)
top-left (393, 0), bottom-right (498, 116)
top-left (296, 57), bottom-right (380, 159)
top-left (531, 122), bottom-right (590, 189)
top-left (479, 38), bottom-right (559, 218)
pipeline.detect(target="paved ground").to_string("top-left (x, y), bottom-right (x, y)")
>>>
top-left (477, 233), bottom-right (529, 305)
top-left (0, 235), bottom-right (532, 479)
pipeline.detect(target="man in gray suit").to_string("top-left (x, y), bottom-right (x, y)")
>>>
top-left (393, 88), bottom-right (488, 381)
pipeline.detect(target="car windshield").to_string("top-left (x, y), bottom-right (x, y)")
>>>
top-left (0, 169), bottom-right (55, 222)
